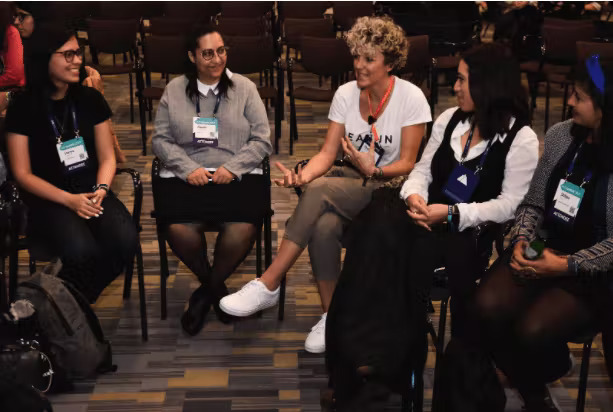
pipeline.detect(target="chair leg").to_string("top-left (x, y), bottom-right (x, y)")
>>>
top-left (0, 259), bottom-right (6, 313)
top-left (135, 242), bottom-right (148, 341)
top-left (431, 296), bottom-right (449, 412)
top-left (401, 393), bottom-right (411, 412)
top-left (576, 339), bottom-right (593, 412)
top-left (275, 66), bottom-right (284, 155)
top-left (123, 255), bottom-right (134, 300)
top-left (8, 246), bottom-right (18, 303)
top-left (29, 258), bottom-right (36, 275)
top-left (138, 93), bottom-right (148, 156)
top-left (156, 224), bottom-right (169, 320)
top-left (256, 225), bottom-right (262, 278)
top-left (412, 367), bottom-right (424, 412)
top-left (148, 99), bottom-right (153, 122)
top-left (545, 81), bottom-right (550, 133)
top-left (129, 72), bottom-right (134, 124)
top-left (278, 277), bottom-right (286, 321)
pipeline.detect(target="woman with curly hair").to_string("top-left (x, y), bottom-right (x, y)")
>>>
top-left (220, 16), bottom-right (431, 352)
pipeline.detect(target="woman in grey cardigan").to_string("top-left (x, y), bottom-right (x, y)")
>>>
top-left (474, 56), bottom-right (613, 412)
top-left (152, 24), bottom-right (272, 336)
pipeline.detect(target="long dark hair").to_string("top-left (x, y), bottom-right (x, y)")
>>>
top-left (24, 26), bottom-right (79, 102)
top-left (185, 24), bottom-right (233, 101)
top-left (460, 43), bottom-right (530, 141)
top-left (571, 60), bottom-right (613, 173)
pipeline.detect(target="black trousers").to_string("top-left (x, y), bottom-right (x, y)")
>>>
top-left (409, 226), bottom-right (485, 339)
top-left (27, 193), bottom-right (138, 302)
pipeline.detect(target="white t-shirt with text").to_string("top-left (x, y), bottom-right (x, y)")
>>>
top-left (328, 76), bottom-right (432, 167)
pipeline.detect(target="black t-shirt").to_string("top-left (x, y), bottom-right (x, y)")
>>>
top-left (5, 85), bottom-right (112, 207)
top-left (542, 140), bottom-right (607, 254)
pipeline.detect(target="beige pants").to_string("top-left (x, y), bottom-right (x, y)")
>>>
top-left (284, 166), bottom-right (386, 281)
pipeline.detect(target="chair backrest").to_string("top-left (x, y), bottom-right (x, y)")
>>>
top-left (143, 35), bottom-right (187, 75)
top-left (332, 1), bottom-right (374, 31)
top-left (279, 2), bottom-right (329, 20)
top-left (87, 19), bottom-right (140, 55)
top-left (163, 1), bottom-right (220, 20)
top-left (217, 17), bottom-right (269, 37)
top-left (220, 1), bottom-right (273, 18)
top-left (148, 17), bottom-right (196, 36)
top-left (400, 35), bottom-right (431, 86)
top-left (593, 20), bottom-right (613, 42)
top-left (543, 23), bottom-right (595, 64)
top-left (544, 17), bottom-right (594, 28)
top-left (576, 41), bottom-right (613, 67)
top-left (225, 36), bottom-right (275, 75)
top-left (284, 18), bottom-right (336, 50)
top-left (40, 2), bottom-right (96, 27)
top-left (300, 36), bottom-right (353, 77)
top-left (96, 2), bottom-right (145, 20)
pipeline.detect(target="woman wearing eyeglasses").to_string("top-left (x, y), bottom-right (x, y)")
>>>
top-left (0, 2), bottom-right (24, 89)
top-left (472, 56), bottom-right (613, 412)
top-left (151, 24), bottom-right (272, 335)
top-left (4, 27), bottom-right (137, 302)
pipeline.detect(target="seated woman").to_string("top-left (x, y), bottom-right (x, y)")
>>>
top-left (5, 27), bottom-right (137, 302)
top-left (324, 43), bottom-right (539, 408)
top-left (220, 16), bottom-right (431, 353)
top-left (151, 24), bottom-right (272, 336)
top-left (474, 56), bottom-right (613, 412)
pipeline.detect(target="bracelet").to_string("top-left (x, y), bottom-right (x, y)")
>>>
top-left (377, 167), bottom-right (384, 178)
top-left (447, 205), bottom-right (454, 232)
top-left (93, 184), bottom-right (109, 193)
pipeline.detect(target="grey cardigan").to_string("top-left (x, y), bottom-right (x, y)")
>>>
top-left (152, 74), bottom-right (272, 180)
top-left (510, 120), bottom-right (613, 275)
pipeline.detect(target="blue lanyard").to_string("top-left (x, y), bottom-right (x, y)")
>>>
top-left (566, 141), bottom-right (593, 187)
top-left (196, 93), bottom-right (221, 118)
top-left (459, 124), bottom-right (493, 174)
top-left (49, 101), bottom-right (79, 143)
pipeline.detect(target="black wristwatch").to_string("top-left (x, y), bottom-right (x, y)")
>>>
top-left (451, 205), bottom-right (460, 227)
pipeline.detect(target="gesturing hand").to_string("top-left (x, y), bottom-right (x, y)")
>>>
top-left (273, 162), bottom-right (309, 187)
top-left (212, 166), bottom-right (235, 184)
top-left (187, 168), bottom-right (213, 186)
top-left (341, 135), bottom-right (376, 177)
top-left (66, 193), bottom-right (104, 219)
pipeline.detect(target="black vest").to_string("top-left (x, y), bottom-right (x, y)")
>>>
top-left (428, 109), bottom-right (525, 205)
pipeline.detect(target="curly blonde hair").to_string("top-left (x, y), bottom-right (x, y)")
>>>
top-left (345, 16), bottom-right (408, 71)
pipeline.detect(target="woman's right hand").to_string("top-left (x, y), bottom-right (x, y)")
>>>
top-left (406, 194), bottom-right (431, 229)
top-left (187, 168), bottom-right (213, 186)
top-left (274, 162), bottom-right (309, 187)
top-left (65, 193), bottom-right (104, 219)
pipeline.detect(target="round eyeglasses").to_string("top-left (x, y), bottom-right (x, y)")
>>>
top-left (201, 46), bottom-right (229, 61)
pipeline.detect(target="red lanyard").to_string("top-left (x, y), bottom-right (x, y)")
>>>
top-left (367, 76), bottom-right (395, 142)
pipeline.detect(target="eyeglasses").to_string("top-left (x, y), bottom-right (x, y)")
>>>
top-left (54, 48), bottom-right (84, 63)
top-left (14, 10), bottom-right (31, 23)
top-left (200, 46), bottom-right (228, 61)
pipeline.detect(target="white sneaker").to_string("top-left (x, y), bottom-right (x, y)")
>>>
top-left (219, 279), bottom-right (279, 317)
top-left (305, 313), bottom-right (327, 354)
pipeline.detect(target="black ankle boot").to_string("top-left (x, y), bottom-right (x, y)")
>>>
top-left (181, 286), bottom-right (213, 336)
top-left (212, 283), bottom-right (235, 324)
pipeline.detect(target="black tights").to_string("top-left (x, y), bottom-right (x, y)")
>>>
top-left (166, 222), bottom-right (257, 301)
top-left (474, 258), bottom-right (596, 401)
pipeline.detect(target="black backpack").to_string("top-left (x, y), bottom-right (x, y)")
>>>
top-left (16, 260), bottom-right (116, 389)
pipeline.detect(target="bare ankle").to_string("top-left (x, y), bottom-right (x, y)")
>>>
top-left (259, 278), bottom-right (278, 291)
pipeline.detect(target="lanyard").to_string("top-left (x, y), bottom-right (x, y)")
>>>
top-left (49, 101), bottom-right (79, 143)
top-left (196, 93), bottom-right (222, 118)
top-left (458, 123), bottom-right (494, 173)
top-left (565, 141), bottom-right (593, 187)
top-left (367, 76), bottom-right (395, 142)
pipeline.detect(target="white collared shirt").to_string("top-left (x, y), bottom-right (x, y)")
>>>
top-left (196, 68), bottom-right (234, 96)
top-left (399, 106), bottom-right (539, 232)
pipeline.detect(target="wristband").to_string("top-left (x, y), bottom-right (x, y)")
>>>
top-left (377, 167), bottom-right (384, 178)
top-left (447, 205), bottom-right (454, 232)
top-left (93, 184), bottom-right (109, 193)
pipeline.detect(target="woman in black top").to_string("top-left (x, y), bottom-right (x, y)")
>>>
top-left (5, 27), bottom-right (137, 302)
top-left (473, 57), bottom-right (613, 412)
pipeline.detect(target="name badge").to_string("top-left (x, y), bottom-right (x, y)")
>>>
top-left (193, 117), bottom-right (219, 146)
top-left (442, 164), bottom-right (480, 203)
top-left (357, 134), bottom-right (384, 165)
top-left (56, 136), bottom-right (88, 172)
top-left (549, 179), bottom-right (584, 226)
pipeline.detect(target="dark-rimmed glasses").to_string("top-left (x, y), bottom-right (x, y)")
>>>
top-left (201, 46), bottom-right (229, 61)
top-left (54, 48), bottom-right (84, 63)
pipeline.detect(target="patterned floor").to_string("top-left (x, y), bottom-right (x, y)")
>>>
top-left (9, 32), bottom-right (613, 412)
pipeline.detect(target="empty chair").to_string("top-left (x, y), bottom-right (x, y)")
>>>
top-left (332, 1), bottom-right (373, 32)
top-left (163, 1), bottom-right (220, 22)
top-left (278, 2), bottom-right (329, 20)
top-left (217, 17), bottom-right (268, 37)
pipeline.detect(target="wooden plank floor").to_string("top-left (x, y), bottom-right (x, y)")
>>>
top-left (9, 40), bottom-right (613, 412)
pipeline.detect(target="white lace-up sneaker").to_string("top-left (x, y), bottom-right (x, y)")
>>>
top-left (219, 279), bottom-right (279, 317)
top-left (305, 313), bottom-right (327, 354)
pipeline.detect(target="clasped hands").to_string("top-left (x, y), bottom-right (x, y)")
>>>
top-left (405, 194), bottom-right (449, 231)
top-left (65, 189), bottom-right (107, 220)
top-left (187, 166), bottom-right (235, 186)
top-left (509, 240), bottom-right (569, 279)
